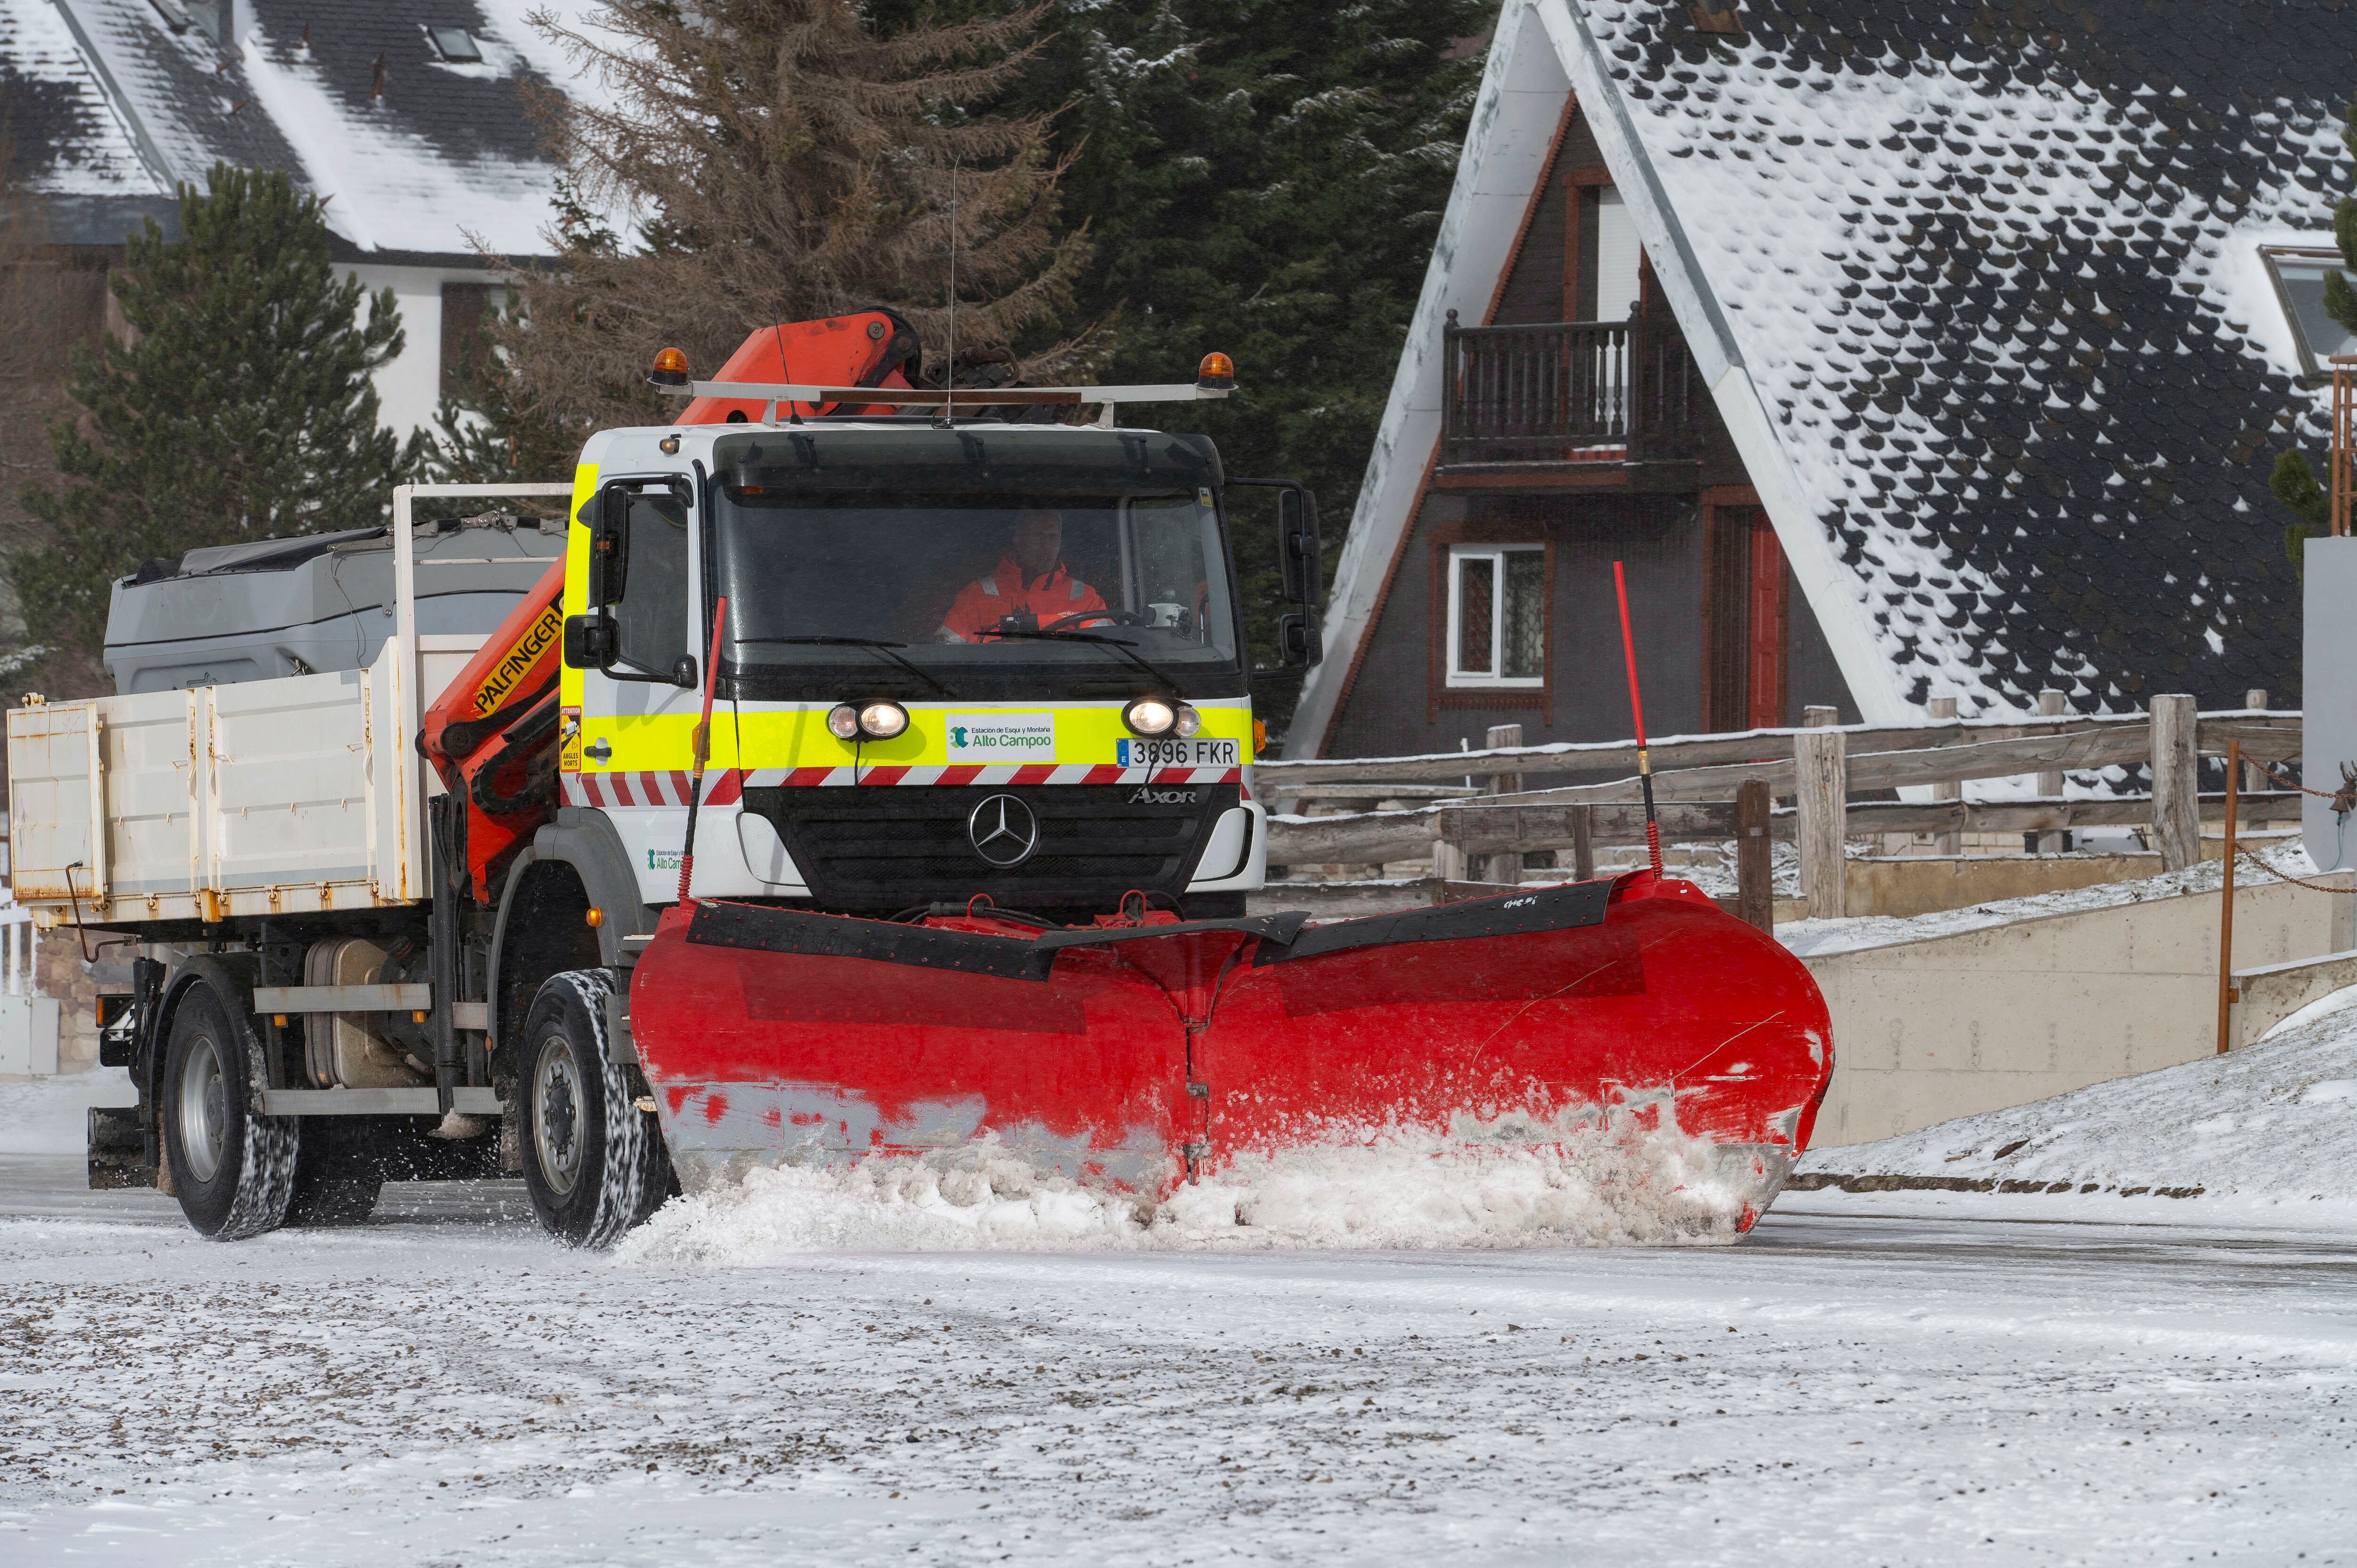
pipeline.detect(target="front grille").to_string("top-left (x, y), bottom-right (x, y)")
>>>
top-left (743, 783), bottom-right (1238, 912)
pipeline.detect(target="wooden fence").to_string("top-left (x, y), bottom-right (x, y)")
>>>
top-left (1261, 697), bottom-right (2304, 920)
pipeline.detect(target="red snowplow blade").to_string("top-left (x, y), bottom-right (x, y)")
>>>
top-left (627, 874), bottom-right (1834, 1234)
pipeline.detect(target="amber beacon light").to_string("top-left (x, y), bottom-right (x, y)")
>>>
top-left (1196, 351), bottom-right (1236, 391)
top-left (649, 346), bottom-right (692, 389)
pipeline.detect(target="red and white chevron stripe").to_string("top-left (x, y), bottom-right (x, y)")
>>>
top-left (561, 763), bottom-right (1240, 809)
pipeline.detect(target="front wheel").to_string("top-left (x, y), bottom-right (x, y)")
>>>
top-left (518, 970), bottom-right (669, 1247)
top-left (161, 981), bottom-right (298, 1240)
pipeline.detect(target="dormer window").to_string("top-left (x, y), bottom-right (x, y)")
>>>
top-left (427, 25), bottom-right (482, 63)
top-left (2260, 246), bottom-right (2357, 378)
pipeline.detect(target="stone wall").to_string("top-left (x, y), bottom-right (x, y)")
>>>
top-left (33, 926), bottom-right (131, 1076)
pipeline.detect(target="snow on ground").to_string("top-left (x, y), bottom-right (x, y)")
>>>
top-left (1, 1105), bottom-right (2355, 1560)
top-left (1775, 838), bottom-right (2329, 960)
top-left (1794, 985), bottom-right (2357, 1231)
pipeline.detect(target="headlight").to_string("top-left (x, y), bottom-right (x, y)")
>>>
top-left (857, 700), bottom-right (910, 740)
top-left (1172, 703), bottom-right (1202, 737)
top-left (827, 701), bottom-right (911, 741)
top-left (1124, 697), bottom-right (1178, 737)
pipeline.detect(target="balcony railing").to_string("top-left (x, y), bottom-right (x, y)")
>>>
top-left (1441, 311), bottom-right (1715, 468)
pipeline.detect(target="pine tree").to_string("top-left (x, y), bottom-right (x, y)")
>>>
top-left (494, 0), bottom-right (1088, 431)
top-left (994, 0), bottom-right (1490, 683)
top-left (12, 165), bottom-right (409, 658)
top-left (2272, 91), bottom-right (2357, 571)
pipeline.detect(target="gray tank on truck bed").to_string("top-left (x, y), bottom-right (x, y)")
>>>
top-left (103, 515), bottom-right (566, 694)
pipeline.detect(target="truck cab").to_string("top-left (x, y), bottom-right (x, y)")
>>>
top-left (561, 418), bottom-right (1284, 921)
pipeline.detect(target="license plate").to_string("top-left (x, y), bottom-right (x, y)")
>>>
top-left (1116, 737), bottom-right (1239, 769)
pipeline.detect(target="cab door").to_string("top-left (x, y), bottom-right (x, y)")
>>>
top-left (569, 474), bottom-right (702, 900)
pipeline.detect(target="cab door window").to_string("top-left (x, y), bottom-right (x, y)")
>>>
top-left (608, 484), bottom-right (691, 678)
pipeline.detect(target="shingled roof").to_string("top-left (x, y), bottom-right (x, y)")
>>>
top-left (2, 0), bottom-right (591, 258)
top-left (1295, 0), bottom-right (2354, 747)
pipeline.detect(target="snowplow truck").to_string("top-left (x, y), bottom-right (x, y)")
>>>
top-left (5, 311), bottom-right (1832, 1246)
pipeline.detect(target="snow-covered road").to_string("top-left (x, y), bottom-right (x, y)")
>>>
top-left (2, 1159), bottom-right (2351, 1566)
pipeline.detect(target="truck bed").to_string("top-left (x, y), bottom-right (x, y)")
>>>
top-left (5, 635), bottom-right (482, 926)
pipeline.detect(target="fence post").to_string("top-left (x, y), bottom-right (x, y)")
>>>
top-left (1483, 723), bottom-right (1524, 886)
top-left (2244, 689), bottom-right (2269, 795)
top-left (1736, 777), bottom-right (1773, 932)
top-left (2036, 689), bottom-right (2067, 855)
top-left (1929, 696), bottom-right (1961, 854)
top-left (2150, 693), bottom-right (2199, 872)
top-left (1571, 803), bottom-right (1595, 882)
top-left (1796, 727), bottom-right (1848, 919)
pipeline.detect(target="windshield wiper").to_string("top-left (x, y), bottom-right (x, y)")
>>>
top-left (735, 635), bottom-right (958, 698)
top-left (981, 628), bottom-right (1188, 694)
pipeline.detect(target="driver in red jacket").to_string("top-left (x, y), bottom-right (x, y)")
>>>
top-left (939, 508), bottom-right (1107, 641)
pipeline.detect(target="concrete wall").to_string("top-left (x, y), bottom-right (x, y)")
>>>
top-left (1805, 873), bottom-right (2355, 1148)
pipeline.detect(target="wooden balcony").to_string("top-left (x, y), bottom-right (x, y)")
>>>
top-left (1439, 312), bottom-right (1726, 483)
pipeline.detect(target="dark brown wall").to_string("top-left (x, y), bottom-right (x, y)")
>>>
top-left (1490, 108), bottom-right (1603, 328)
top-left (1326, 490), bottom-right (1708, 757)
top-left (1324, 489), bottom-right (1863, 759)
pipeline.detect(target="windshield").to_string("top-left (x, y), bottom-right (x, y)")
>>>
top-left (710, 431), bottom-right (1244, 701)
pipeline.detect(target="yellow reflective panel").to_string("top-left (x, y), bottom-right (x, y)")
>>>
top-left (559, 461), bottom-right (599, 719)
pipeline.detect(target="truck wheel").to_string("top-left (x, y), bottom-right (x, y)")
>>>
top-left (284, 1121), bottom-right (383, 1227)
top-left (162, 981), bottom-right (298, 1240)
top-left (518, 970), bottom-right (667, 1247)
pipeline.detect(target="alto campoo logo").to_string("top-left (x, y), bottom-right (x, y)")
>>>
top-left (1129, 787), bottom-right (1198, 806)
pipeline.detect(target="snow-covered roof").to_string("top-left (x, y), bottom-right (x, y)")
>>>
top-left (5, 0), bottom-right (597, 260)
top-left (1295, 0), bottom-right (2355, 750)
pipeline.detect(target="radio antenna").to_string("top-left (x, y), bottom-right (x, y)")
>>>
top-left (937, 160), bottom-right (957, 430)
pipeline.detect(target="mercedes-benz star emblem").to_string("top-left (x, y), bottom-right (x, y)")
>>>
top-left (968, 794), bottom-right (1039, 868)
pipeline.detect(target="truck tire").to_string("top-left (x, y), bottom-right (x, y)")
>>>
top-left (161, 980), bottom-right (299, 1240)
top-left (284, 1121), bottom-right (383, 1227)
top-left (518, 970), bottom-right (668, 1247)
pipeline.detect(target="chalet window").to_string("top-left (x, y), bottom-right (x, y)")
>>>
top-left (1447, 546), bottom-right (1546, 686)
top-left (2260, 246), bottom-right (2357, 378)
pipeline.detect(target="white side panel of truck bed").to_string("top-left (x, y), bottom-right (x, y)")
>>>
top-left (99, 689), bottom-right (202, 897)
top-left (4, 638), bottom-right (434, 920)
top-left (3, 704), bottom-right (105, 901)
top-left (207, 669), bottom-right (378, 889)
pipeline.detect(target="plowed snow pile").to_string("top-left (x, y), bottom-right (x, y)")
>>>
top-left (1793, 986), bottom-right (2357, 1226)
top-left (618, 1125), bottom-right (1767, 1264)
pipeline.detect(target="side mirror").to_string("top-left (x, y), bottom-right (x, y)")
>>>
top-left (562, 614), bottom-right (615, 669)
top-left (1279, 489), bottom-right (1322, 608)
top-left (585, 486), bottom-right (631, 607)
top-left (1278, 611), bottom-right (1322, 669)
top-left (671, 655), bottom-right (699, 690)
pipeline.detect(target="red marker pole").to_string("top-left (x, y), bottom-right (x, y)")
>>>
top-left (676, 596), bottom-right (730, 904)
top-left (1612, 562), bottom-right (1664, 878)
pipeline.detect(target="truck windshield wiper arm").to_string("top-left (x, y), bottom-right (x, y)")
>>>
top-left (981, 628), bottom-right (1185, 694)
top-left (735, 635), bottom-right (958, 698)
